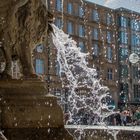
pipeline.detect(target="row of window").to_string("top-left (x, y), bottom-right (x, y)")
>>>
top-left (34, 59), bottom-right (140, 103)
top-left (55, 20), bottom-right (140, 46)
top-left (34, 43), bottom-right (114, 75)
top-left (93, 44), bottom-right (113, 61)
top-left (120, 83), bottom-right (140, 101)
top-left (134, 85), bottom-right (140, 99)
top-left (56, 60), bottom-right (114, 80)
top-left (55, 0), bottom-right (113, 24)
top-left (119, 16), bottom-right (140, 31)
top-left (119, 47), bottom-right (128, 60)
top-left (71, 41), bottom-right (114, 62)
top-left (55, 0), bottom-right (140, 30)
top-left (96, 68), bottom-right (113, 80)
top-left (35, 59), bottom-right (115, 81)
top-left (119, 31), bottom-right (140, 46)
top-left (120, 64), bottom-right (140, 79)
top-left (55, 18), bottom-right (113, 42)
top-left (119, 46), bottom-right (140, 61)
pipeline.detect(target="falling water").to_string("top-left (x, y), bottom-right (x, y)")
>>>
top-left (0, 131), bottom-right (8, 140)
top-left (51, 23), bottom-right (119, 139)
top-left (52, 23), bottom-right (115, 124)
top-left (45, 0), bottom-right (118, 139)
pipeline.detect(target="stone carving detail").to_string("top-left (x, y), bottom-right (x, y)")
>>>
top-left (0, 0), bottom-right (53, 78)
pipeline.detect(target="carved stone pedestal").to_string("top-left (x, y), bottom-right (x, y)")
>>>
top-left (0, 80), bottom-right (73, 140)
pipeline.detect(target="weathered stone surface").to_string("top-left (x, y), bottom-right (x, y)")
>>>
top-left (0, 80), bottom-right (74, 140)
top-left (0, 0), bottom-right (52, 78)
top-left (0, 0), bottom-right (74, 139)
top-left (67, 127), bottom-right (140, 140)
top-left (4, 128), bottom-right (73, 140)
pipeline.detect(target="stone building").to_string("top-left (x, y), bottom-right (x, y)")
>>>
top-left (48, 0), bottom-right (118, 108)
top-left (46, 0), bottom-right (140, 108)
top-left (115, 8), bottom-right (140, 106)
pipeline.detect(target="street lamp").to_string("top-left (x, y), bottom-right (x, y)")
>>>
top-left (129, 53), bottom-right (140, 104)
top-left (129, 53), bottom-right (140, 64)
top-left (129, 53), bottom-right (140, 103)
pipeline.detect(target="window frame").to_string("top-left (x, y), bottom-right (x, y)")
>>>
top-left (35, 59), bottom-right (44, 75)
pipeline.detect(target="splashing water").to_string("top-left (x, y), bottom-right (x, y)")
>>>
top-left (51, 24), bottom-right (115, 125)
top-left (0, 131), bottom-right (8, 140)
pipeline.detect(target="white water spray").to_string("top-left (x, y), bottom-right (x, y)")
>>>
top-left (0, 131), bottom-right (8, 140)
top-left (51, 24), bottom-right (114, 125)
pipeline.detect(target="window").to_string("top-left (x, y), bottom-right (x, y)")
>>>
top-left (120, 65), bottom-right (128, 77)
top-left (131, 34), bottom-right (137, 46)
top-left (119, 31), bottom-right (128, 44)
top-left (107, 13), bottom-right (112, 25)
top-left (107, 68), bottom-right (113, 80)
top-left (107, 46), bottom-right (112, 61)
top-left (131, 34), bottom-right (140, 46)
top-left (137, 35), bottom-right (140, 46)
top-left (93, 28), bottom-right (98, 40)
top-left (67, 21), bottom-right (73, 34)
top-left (133, 66), bottom-right (138, 79)
top-left (55, 18), bottom-right (62, 29)
top-left (56, 0), bottom-right (62, 11)
top-left (107, 31), bottom-right (111, 43)
top-left (78, 25), bottom-right (85, 37)
top-left (92, 10), bottom-right (99, 21)
top-left (131, 19), bottom-right (140, 31)
top-left (93, 43), bottom-right (99, 56)
top-left (36, 44), bottom-right (44, 53)
top-left (78, 6), bottom-right (84, 18)
top-left (134, 85), bottom-right (140, 99)
top-left (35, 59), bottom-right (44, 74)
top-left (119, 47), bottom-right (128, 60)
top-left (78, 41), bottom-right (85, 52)
top-left (119, 16), bottom-right (127, 27)
top-left (67, 3), bottom-right (73, 14)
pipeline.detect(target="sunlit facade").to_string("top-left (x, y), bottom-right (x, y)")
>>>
top-left (47, 0), bottom-right (140, 108)
top-left (116, 8), bottom-right (140, 106)
top-left (48, 0), bottom-right (118, 108)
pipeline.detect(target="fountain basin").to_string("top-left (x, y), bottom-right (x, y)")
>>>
top-left (66, 125), bottom-right (140, 140)
top-left (0, 80), bottom-right (73, 140)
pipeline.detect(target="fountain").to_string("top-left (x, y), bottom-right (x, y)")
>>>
top-left (51, 21), bottom-right (140, 140)
top-left (51, 24), bottom-right (114, 124)
top-left (0, 0), bottom-right (73, 139)
top-left (0, 0), bottom-right (140, 140)
top-left (51, 23), bottom-right (116, 139)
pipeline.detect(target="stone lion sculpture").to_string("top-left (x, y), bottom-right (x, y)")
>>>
top-left (0, 0), bottom-right (53, 78)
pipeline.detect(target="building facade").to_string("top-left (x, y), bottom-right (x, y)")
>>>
top-left (48, 0), bottom-right (118, 108)
top-left (115, 8), bottom-right (140, 106)
top-left (47, 0), bottom-right (140, 108)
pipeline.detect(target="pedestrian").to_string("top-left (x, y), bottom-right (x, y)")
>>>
top-left (134, 109), bottom-right (140, 125)
top-left (115, 110), bottom-right (122, 126)
top-left (121, 111), bottom-right (127, 126)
